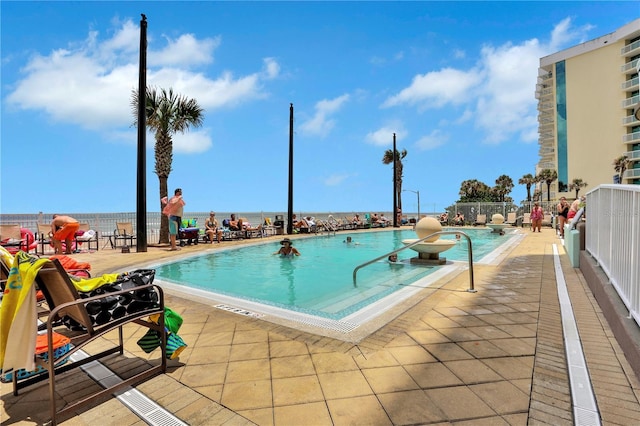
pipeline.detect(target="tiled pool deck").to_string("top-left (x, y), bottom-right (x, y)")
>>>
top-left (2, 227), bottom-right (640, 425)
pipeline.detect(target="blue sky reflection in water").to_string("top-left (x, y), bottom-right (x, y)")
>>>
top-left (154, 229), bottom-right (514, 319)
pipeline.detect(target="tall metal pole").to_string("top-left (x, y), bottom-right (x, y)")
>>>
top-left (136, 14), bottom-right (148, 252)
top-left (392, 133), bottom-right (398, 228)
top-left (417, 190), bottom-right (420, 219)
top-left (287, 103), bottom-right (294, 235)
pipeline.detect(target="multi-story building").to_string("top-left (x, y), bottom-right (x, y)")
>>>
top-left (535, 18), bottom-right (640, 201)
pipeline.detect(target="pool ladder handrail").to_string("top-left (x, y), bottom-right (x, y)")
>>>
top-left (352, 230), bottom-right (476, 293)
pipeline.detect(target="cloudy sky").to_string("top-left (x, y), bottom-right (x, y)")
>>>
top-left (1, 1), bottom-right (637, 215)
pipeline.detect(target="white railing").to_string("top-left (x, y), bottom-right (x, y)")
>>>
top-left (585, 185), bottom-right (640, 327)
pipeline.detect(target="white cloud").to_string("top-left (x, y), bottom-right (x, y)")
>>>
top-left (324, 173), bottom-right (351, 186)
top-left (173, 128), bottom-right (213, 153)
top-left (5, 18), bottom-right (278, 144)
top-left (549, 17), bottom-right (594, 51)
top-left (299, 94), bottom-right (350, 137)
top-left (151, 33), bottom-right (220, 67)
top-left (365, 122), bottom-right (407, 147)
top-left (382, 17), bottom-right (588, 145)
top-left (382, 67), bottom-right (482, 109)
top-left (414, 130), bottom-right (448, 151)
top-left (262, 57), bottom-right (280, 79)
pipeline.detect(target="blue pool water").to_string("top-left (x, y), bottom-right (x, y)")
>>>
top-left (154, 228), bottom-right (517, 321)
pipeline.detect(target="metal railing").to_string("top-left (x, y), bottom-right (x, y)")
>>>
top-left (352, 230), bottom-right (475, 292)
top-left (585, 185), bottom-right (640, 327)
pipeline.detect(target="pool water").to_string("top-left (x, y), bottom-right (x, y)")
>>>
top-left (154, 228), bottom-right (517, 321)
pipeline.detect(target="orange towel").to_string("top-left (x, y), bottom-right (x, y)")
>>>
top-left (50, 255), bottom-right (91, 273)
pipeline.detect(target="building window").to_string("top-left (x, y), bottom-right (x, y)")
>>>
top-left (555, 60), bottom-right (568, 193)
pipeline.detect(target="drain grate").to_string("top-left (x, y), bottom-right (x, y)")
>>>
top-left (215, 304), bottom-right (265, 318)
top-left (552, 245), bottom-right (601, 426)
top-left (70, 352), bottom-right (188, 426)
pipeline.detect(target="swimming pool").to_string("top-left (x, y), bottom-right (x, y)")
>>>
top-left (152, 228), bottom-right (522, 334)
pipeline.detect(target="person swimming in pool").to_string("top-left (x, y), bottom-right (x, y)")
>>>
top-left (273, 238), bottom-right (300, 257)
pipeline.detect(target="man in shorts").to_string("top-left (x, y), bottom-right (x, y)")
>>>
top-left (51, 214), bottom-right (80, 254)
top-left (161, 188), bottom-right (185, 251)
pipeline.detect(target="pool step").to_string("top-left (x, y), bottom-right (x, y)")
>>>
top-left (310, 265), bottom-right (433, 314)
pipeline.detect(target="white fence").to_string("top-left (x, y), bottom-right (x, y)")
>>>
top-left (585, 185), bottom-right (640, 327)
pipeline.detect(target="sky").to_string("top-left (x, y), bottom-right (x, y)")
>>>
top-left (1, 1), bottom-right (638, 215)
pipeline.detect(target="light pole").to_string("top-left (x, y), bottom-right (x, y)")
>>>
top-left (403, 189), bottom-right (420, 221)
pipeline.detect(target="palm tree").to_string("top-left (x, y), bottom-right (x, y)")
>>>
top-left (613, 155), bottom-right (632, 184)
top-left (458, 179), bottom-right (491, 202)
top-left (494, 174), bottom-right (514, 202)
top-left (132, 87), bottom-right (204, 244)
top-left (533, 189), bottom-right (542, 202)
top-left (568, 178), bottom-right (588, 198)
top-left (538, 169), bottom-right (558, 202)
top-left (518, 173), bottom-right (536, 202)
top-left (382, 148), bottom-right (408, 217)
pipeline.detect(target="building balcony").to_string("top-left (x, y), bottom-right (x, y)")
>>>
top-left (624, 149), bottom-right (640, 160)
top-left (623, 168), bottom-right (640, 179)
top-left (623, 114), bottom-right (640, 125)
top-left (622, 95), bottom-right (640, 108)
top-left (539, 147), bottom-right (555, 156)
top-left (621, 58), bottom-right (639, 74)
top-left (622, 76), bottom-right (639, 91)
top-left (622, 131), bottom-right (640, 143)
top-left (537, 102), bottom-right (554, 112)
top-left (621, 39), bottom-right (640, 57)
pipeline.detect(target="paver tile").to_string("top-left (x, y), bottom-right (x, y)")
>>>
top-left (317, 370), bottom-right (373, 399)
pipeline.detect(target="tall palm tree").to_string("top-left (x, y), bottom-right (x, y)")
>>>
top-left (568, 178), bottom-right (588, 198)
top-left (458, 179), bottom-right (491, 202)
top-left (132, 87), bottom-right (204, 244)
top-left (538, 169), bottom-right (558, 202)
top-left (518, 173), bottom-right (536, 202)
top-left (494, 174), bottom-right (514, 202)
top-left (613, 155), bottom-right (632, 184)
top-left (382, 148), bottom-right (408, 216)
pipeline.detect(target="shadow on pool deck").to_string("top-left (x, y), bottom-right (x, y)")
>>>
top-left (2, 228), bottom-right (640, 425)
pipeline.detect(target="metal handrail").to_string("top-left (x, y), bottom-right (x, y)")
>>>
top-left (352, 230), bottom-right (476, 292)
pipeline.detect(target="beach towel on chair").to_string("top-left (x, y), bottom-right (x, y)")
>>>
top-left (62, 269), bottom-right (159, 330)
top-left (137, 307), bottom-right (187, 359)
top-left (0, 251), bottom-right (50, 375)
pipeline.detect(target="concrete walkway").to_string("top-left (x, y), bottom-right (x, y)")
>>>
top-left (2, 228), bottom-right (640, 425)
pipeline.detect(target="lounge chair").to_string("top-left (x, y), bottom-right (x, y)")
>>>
top-left (506, 212), bottom-right (517, 226)
top-left (521, 213), bottom-right (532, 229)
top-left (0, 224), bottom-right (32, 254)
top-left (113, 221), bottom-right (136, 248)
top-left (74, 223), bottom-right (98, 252)
top-left (6, 257), bottom-right (166, 425)
top-left (474, 214), bottom-right (487, 226)
top-left (246, 224), bottom-right (264, 238)
top-left (542, 213), bottom-right (553, 227)
top-left (36, 223), bottom-right (54, 254)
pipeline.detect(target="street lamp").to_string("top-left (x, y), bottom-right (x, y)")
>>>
top-left (403, 189), bottom-right (420, 221)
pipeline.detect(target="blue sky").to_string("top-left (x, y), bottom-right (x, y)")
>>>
top-left (1, 1), bottom-right (638, 215)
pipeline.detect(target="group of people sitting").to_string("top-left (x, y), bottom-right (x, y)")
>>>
top-left (438, 212), bottom-right (465, 226)
top-left (350, 213), bottom-right (390, 227)
top-left (203, 212), bottom-right (263, 243)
